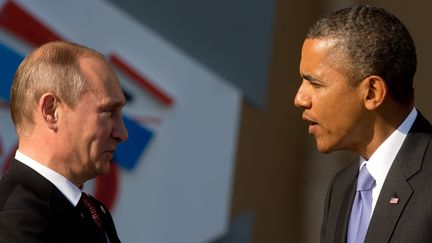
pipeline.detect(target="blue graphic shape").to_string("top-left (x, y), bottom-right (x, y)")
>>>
top-left (114, 115), bottom-right (153, 170)
top-left (0, 43), bottom-right (24, 102)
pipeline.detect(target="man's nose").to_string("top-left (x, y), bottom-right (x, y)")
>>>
top-left (113, 116), bottom-right (129, 143)
top-left (294, 88), bottom-right (311, 109)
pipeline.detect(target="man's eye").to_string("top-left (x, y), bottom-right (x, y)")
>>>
top-left (103, 109), bottom-right (113, 115)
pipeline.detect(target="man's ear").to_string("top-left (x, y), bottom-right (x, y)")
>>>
top-left (39, 93), bottom-right (59, 132)
top-left (363, 75), bottom-right (388, 110)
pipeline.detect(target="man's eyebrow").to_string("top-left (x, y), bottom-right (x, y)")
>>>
top-left (101, 99), bottom-right (126, 109)
top-left (301, 73), bottom-right (320, 83)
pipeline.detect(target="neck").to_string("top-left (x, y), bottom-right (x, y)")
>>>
top-left (359, 103), bottom-right (413, 159)
top-left (18, 137), bottom-right (85, 187)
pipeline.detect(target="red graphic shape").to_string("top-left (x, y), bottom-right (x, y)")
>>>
top-left (0, 1), bottom-right (63, 46)
top-left (2, 142), bottom-right (17, 174)
top-left (109, 53), bottom-right (175, 107)
top-left (94, 162), bottom-right (119, 210)
top-left (0, 100), bottom-right (8, 109)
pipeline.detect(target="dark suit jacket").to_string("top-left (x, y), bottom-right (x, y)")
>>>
top-left (321, 112), bottom-right (432, 243)
top-left (0, 159), bottom-right (121, 243)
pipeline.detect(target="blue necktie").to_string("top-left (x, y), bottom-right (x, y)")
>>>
top-left (347, 165), bottom-right (375, 243)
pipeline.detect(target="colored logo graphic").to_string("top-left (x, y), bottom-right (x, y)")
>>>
top-left (0, 1), bottom-right (173, 209)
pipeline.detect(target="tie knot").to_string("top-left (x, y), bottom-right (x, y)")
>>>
top-left (357, 165), bottom-right (375, 191)
top-left (81, 192), bottom-right (89, 201)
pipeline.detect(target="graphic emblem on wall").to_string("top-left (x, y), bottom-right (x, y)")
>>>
top-left (0, 0), bottom-right (173, 209)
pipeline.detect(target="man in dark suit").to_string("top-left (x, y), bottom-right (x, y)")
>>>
top-left (0, 41), bottom-right (128, 242)
top-left (294, 5), bottom-right (432, 243)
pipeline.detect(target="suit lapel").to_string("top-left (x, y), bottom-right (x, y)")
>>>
top-left (325, 159), bottom-right (358, 243)
top-left (335, 176), bottom-right (356, 243)
top-left (365, 164), bottom-right (413, 242)
top-left (365, 112), bottom-right (432, 242)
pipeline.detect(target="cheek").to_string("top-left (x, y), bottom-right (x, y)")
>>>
top-left (314, 95), bottom-right (345, 123)
top-left (92, 116), bottom-right (113, 137)
top-left (316, 95), bottom-right (363, 136)
top-left (100, 121), bottom-right (114, 139)
top-left (90, 120), bottom-right (113, 152)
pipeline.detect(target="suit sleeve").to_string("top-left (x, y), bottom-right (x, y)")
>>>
top-left (0, 208), bottom-right (52, 243)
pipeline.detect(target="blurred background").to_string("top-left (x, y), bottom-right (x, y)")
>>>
top-left (0, 0), bottom-right (431, 242)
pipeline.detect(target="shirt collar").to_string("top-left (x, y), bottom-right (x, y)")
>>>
top-left (15, 150), bottom-right (82, 206)
top-left (361, 108), bottom-right (417, 186)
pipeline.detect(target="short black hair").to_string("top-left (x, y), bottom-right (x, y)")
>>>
top-left (307, 5), bottom-right (416, 105)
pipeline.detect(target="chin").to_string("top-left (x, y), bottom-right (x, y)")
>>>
top-left (103, 162), bottom-right (112, 173)
top-left (317, 147), bottom-right (333, 154)
top-left (96, 161), bottom-right (112, 176)
top-left (315, 141), bottom-right (335, 154)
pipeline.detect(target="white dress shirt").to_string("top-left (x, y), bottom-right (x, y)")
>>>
top-left (15, 150), bottom-right (82, 206)
top-left (360, 108), bottom-right (417, 215)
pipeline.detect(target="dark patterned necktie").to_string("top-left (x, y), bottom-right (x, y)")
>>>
top-left (81, 192), bottom-right (103, 228)
top-left (80, 192), bottom-right (108, 243)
